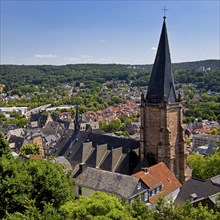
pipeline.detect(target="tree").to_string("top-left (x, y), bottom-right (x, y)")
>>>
top-left (20, 143), bottom-right (41, 156)
top-left (26, 159), bottom-right (73, 210)
top-left (105, 118), bottom-right (124, 133)
top-left (4, 201), bottom-right (64, 220)
top-left (0, 156), bottom-right (32, 217)
top-left (129, 197), bottom-right (153, 220)
top-left (60, 191), bottom-right (132, 220)
top-left (0, 132), bottom-right (11, 158)
top-left (187, 151), bottom-right (220, 179)
top-left (153, 197), bottom-right (220, 220)
top-left (0, 156), bottom-right (73, 218)
top-left (189, 202), bottom-right (219, 220)
top-left (0, 113), bottom-right (7, 124)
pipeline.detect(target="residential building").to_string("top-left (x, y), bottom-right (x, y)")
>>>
top-left (0, 107), bottom-right (28, 115)
top-left (74, 162), bottom-right (181, 206)
top-left (193, 134), bottom-right (220, 148)
top-left (74, 163), bottom-right (147, 203)
top-left (133, 162), bottom-right (181, 204)
top-left (175, 175), bottom-right (220, 209)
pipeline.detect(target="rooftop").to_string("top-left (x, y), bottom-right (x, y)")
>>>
top-left (175, 175), bottom-right (220, 205)
top-left (75, 166), bottom-right (140, 198)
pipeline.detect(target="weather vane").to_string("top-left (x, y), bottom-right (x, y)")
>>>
top-left (161, 5), bottom-right (169, 18)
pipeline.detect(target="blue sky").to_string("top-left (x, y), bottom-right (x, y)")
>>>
top-left (1, 0), bottom-right (219, 65)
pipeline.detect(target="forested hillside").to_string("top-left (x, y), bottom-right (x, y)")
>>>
top-left (1, 59), bottom-right (219, 93)
top-left (0, 60), bottom-right (219, 122)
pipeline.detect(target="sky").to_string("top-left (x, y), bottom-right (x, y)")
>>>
top-left (0, 0), bottom-right (219, 65)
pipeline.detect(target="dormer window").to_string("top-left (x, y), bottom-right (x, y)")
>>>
top-left (190, 193), bottom-right (197, 201)
top-left (144, 191), bottom-right (148, 201)
top-left (156, 187), bottom-right (160, 194)
top-left (167, 178), bottom-right (171, 183)
top-left (137, 182), bottom-right (141, 190)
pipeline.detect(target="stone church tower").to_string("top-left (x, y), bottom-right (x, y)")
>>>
top-left (140, 17), bottom-right (191, 183)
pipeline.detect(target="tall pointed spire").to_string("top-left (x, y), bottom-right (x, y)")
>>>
top-left (146, 17), bottom-right (177, 104)
top-left (74, 100), bottom-right (80, 131)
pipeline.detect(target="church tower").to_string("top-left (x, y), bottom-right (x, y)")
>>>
top-left (140, 16), bottom-right (191, 183)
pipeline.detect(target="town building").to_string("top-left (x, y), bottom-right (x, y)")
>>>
top-left (73, 162), bottom-right (181, 205)
top-left (175, 175), bottom-right (220, 209)
top-left (74, 163), bottom-right (146, 203)
top-left (0, 107), bottom-right (28, 115)
top-left (132, 162), bottom-right (181, 204)
top-left (140, 16), bottom-right (191, 183)
top-left (193, 134), bottom-right (220, 148)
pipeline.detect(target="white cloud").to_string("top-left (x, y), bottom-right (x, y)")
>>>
top-left (81, 54), bottom-right (93, 58)
top-left (151, 47), bottom-right (157, 51)
top-left (34, 54), bottom-right (57, 58)
top-left (65, 57), bottom-right (80, 62)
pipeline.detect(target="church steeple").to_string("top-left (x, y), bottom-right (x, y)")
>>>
top-left (146, 17), bottom-right (177, 104)
top-left (140, 16), bottom-right (191, 183)
top-left (74, 100), bottom-right (80, 131)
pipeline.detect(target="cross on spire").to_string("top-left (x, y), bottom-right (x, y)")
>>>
top-left (161, 5), bottom-right (169, 19)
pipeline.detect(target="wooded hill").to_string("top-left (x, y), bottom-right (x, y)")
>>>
top-left (0, 59), bottom-right (220, 93)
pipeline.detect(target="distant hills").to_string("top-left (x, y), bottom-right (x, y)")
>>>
top-left (0, 59), bottom-right (219, 93)
top-left (135, 59), bottom-right (220, 71)
top-left (1, 59), bottom-right (219, 70)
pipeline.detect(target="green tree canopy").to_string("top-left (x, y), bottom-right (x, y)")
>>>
top-left (0, 155), bottom-right (73, 218)
top-left (60, 191), bottom-right (132, 220)
top-left (187, 151), bottom-right (220, 179)
top-left (0, 132), bottom-right (11, 158)
top-left (20, 143), bottom-right (41, 156)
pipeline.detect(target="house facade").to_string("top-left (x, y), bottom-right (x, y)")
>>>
top-left (73, 163), bottom-right (149, 203)
top-left (133, 162), bottom-right (181, 205)
top-left (74, 162), bottom-right (181, 206)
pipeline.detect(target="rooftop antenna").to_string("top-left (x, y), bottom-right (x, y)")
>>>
top-left (161, 5), bottom-right (169, 19)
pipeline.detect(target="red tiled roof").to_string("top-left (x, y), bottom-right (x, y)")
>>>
top-left (30, 154), bottom-right (43, 159)
top-left (133, 170), bottom-right (161, 189)
top-left (132, 162), bottom-right (181, 203)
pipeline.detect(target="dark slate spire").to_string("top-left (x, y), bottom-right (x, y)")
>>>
top-left (146, 17), bottom-right (177, 104)
top-left (74, 100), bottom-right (80, 131)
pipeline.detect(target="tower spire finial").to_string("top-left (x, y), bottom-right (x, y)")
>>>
top-left (161, 5), bottom-right (169, 19)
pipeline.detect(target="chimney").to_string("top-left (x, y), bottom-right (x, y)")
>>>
top-left (79, 163), bottom-right (86, 174)
top-left (142, 167), bottom-right (149, 174)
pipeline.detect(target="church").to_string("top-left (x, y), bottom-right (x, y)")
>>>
top-left (140, 16), bottom-right (191, 183)
top-left (50, 16), bottom-right (191, 184)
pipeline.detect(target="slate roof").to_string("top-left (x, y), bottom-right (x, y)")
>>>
top-left (7, 128), bottom-right (25, 137)
top-left (133, 162), bottom-right (181, 203)
top-left (29, 113), bottom-right (48, 128)
top-left (53, 156), bottom-right (73, 172)
top-left (45, 134), bottom-right (57, 142)
top-left (8, 135), bottom-right (25, 151)
top-left (192, 193), bottom-right (219, 209)
top-left (50, 126), bottom-right (140, 174)
top-left (0, 124), bottom-right (21, 135)
top-left (175, 175), bottom-right (220, 205)
top-left (75, 166), bottom-right (140, 198)
top-left (146, 17), bottom-right (177, 104)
